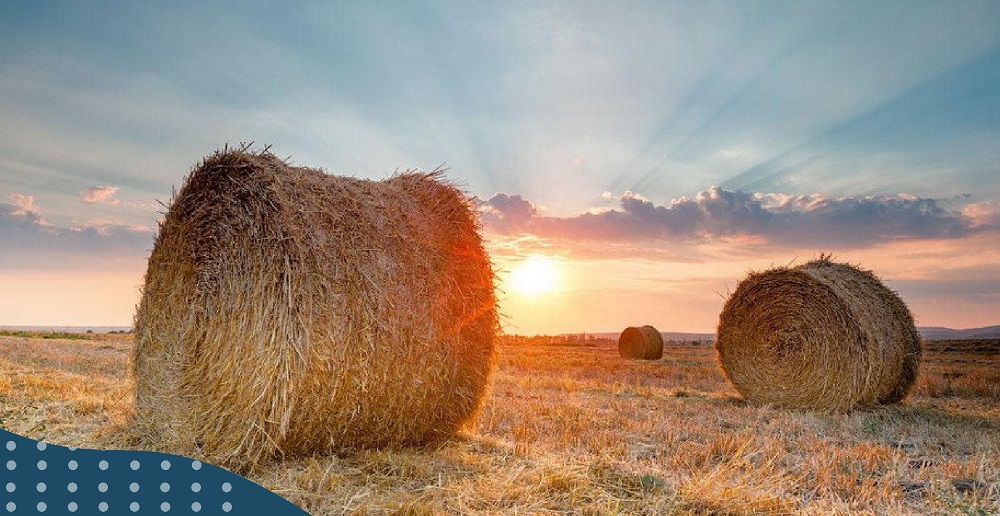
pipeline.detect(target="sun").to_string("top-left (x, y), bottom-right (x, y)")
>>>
top-left (507, 254), bottom-right (559, 296)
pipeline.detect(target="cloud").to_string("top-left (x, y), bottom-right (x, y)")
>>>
top-left (2, 194), bottom-right (46, 227)
top-left (6, 193), bottom-right (42, 218)
top-left (0, 194), bottom-right (152, 269)
top-left (473, 193), bottom-right (539, 232)
top-left (761, 192), bottom-right (974, 246)
top-left (81, 186), bottom-right (121, 205)
top-left (962, 201), bottom-right (1000, 228)
top-left (476, 187), bottom-right (991, 249)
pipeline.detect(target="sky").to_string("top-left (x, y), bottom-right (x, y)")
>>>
top-left (1, 1), bottom-right (999, 333)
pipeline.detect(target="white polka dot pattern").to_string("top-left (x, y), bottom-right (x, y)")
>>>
top-left (0, 429), bottom-right (303, 514)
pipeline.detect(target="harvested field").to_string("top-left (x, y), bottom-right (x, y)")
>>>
top-left (0, 333), bottom-right (997, 514)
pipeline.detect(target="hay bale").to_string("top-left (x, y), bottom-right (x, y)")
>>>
top-left (715, 257), bottom-right (921, 411)
top-left (618, 325), bottom-right (664, 360)
top-left (132, 148), bottom-right (498, 471)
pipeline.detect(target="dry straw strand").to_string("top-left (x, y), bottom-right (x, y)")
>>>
top-left (618, 325), bottom-right (664, 360)
top-left (715, 256), bottom-right (921, 411)
top-left (132, 148), bottom-right (498, 471)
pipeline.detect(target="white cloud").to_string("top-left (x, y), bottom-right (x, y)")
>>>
top-left (962, 202), bottom-right (1000, 228)
top-left (7, 193), bottom-right (39, 217)
top-left (81, 186), bottom-right (120, 205)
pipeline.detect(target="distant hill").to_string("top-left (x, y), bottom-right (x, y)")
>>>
top-left (8, 325), bottom-right (997, 341)
top-left (0, 325), bottom-right (132, 334)
top-left (659, 332), bottom-right (715, 343)
top-left (575, 325), bottom-right (1000, 343)
top-left (575, 331), bottom-right (715, 343)
top-left (919, 325), bottom-right (1000, 340)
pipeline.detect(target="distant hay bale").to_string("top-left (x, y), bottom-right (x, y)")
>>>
top-left (618, 325), bottom-right (664, 360)
top-left (715, 257), bottom-right (921, 411)
top-left (132, 148), bottom-right (498, 471)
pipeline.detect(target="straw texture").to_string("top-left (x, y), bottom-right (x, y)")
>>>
top-left (618, 325), bottom-right (664, 360)
top-left (132, 148), bottom-right (497, 471)
top-left (715, 257), bottom-right (921, 411)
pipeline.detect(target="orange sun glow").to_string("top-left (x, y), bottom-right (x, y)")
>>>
top-left (507, 254), bottom-right (559, 296)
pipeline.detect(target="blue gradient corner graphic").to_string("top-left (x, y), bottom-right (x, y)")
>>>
top-left (0, 429), bottom-right (307, 515)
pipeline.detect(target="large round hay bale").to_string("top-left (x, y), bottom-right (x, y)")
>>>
top-left (715, 257), bottom-right (921, 411)
top-left (618, 325), bottom-right (664, 360)
top-left (132, 148), bottom-right (498, 471)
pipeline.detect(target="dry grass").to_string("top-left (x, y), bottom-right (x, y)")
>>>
top-left (2, 333), bottom-right (998, 514)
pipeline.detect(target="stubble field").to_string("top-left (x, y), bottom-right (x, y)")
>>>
top-left (0, 332), bottom-right (997, 515)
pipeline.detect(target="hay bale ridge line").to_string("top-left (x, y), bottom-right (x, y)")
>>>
top-left (132, 148), bottom-right (498, 471)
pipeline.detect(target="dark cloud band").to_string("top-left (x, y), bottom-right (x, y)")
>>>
top-left (475, 187), bottom-right (990, 248)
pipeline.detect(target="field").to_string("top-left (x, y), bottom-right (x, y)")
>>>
top-left (0, 333), bottom-right (998, 515)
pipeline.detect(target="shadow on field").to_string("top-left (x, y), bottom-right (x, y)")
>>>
top-left (701, 395), bottom-right (749, 408)
top-left (696, 396), bottom-right (1000, 430)
top-left (857, 403), bottom-right (1000, 432)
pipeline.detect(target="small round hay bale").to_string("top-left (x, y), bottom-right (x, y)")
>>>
top-left (618, 325), bottom-right (664, 360)
top-left (715, 257), bottom-right (921, 411)
top-left (132, 148), bottom-right (498, 471)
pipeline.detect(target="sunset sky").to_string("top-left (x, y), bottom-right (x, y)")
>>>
top-left (2, 1), bottom-right (999, 333)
